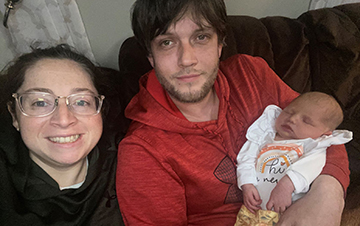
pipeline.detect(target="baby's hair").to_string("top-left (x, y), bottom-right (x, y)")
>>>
top-left (294, 92), bottom-right (343, 130)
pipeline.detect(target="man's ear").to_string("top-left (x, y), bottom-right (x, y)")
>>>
top-left (147, 54), bottom-right (154, 68)
top-left (7, 102), bottom-right (19, 131)
top-left (218, 42), bottom-right (223, 58)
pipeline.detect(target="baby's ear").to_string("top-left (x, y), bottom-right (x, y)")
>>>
top-left (323, 130), bottom-right (332, 136)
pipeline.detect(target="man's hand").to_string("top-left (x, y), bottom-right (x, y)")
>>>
top-left (266, 175), bottom-right (294, 213)
top-left (276, 175), bottom-right (344, 226)
top-left (241, 184), bottom-right (262, 213)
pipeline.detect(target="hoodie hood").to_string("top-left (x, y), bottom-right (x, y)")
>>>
top-left (125, 69), bottom-right (231, 136)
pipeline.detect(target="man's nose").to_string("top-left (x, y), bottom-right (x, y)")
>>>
top-left (178, 42), bottom-right (198, 68)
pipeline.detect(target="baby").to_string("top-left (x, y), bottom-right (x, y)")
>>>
top-left (236, 92), bottom-right (352, 218)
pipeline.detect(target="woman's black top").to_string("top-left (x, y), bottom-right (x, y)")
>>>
top-left (0, 112), bottom-right (124, 226)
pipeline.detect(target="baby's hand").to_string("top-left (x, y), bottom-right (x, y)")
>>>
top-left (266, 175), bottom-right (294, 213)
top-left (241, 184), bottom-right (262, 213)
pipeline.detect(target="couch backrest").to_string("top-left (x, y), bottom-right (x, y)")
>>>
top-left (222, 15), bottom-right (311, 93)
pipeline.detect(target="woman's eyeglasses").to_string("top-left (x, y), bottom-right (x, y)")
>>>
top-left (12, 92), bottom-right (105, 117)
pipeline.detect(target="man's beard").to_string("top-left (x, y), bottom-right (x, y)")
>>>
top-left (155, 64), bottom-right (218, 103)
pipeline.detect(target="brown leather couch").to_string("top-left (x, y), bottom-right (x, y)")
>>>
top-left (115, 3), bottom-right (360, 225)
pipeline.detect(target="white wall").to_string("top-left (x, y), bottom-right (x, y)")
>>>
top-left (225, 0), bottom-right (310, 18)
top-left (76, 0), bottom-right (134, 70)
top-left (0, 0), bottom-right (311, 71)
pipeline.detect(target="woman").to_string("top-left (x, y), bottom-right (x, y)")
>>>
top-left (0, 44), bottom-right (124, 225)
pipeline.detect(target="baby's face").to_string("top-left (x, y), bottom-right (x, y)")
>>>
top-left (275, 100), bottom-right (331, 140)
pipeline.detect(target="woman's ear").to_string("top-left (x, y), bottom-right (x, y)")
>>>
top-left (7, 102), bottom-right (19, 131)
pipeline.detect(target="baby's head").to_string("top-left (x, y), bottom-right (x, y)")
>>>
top-left (275, 92), bottom-right (343, 140)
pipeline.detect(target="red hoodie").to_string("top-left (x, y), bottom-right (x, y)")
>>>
top-left (116, 54), bottom-right (349, 226)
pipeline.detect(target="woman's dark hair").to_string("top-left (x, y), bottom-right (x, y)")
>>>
top-left (0, 44), bottom-right (109, 119)
top-left (131, 0), bottom-right (227, 55)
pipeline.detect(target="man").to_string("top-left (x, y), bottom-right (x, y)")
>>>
top-left (116, 0), bottom-right (349, 225)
